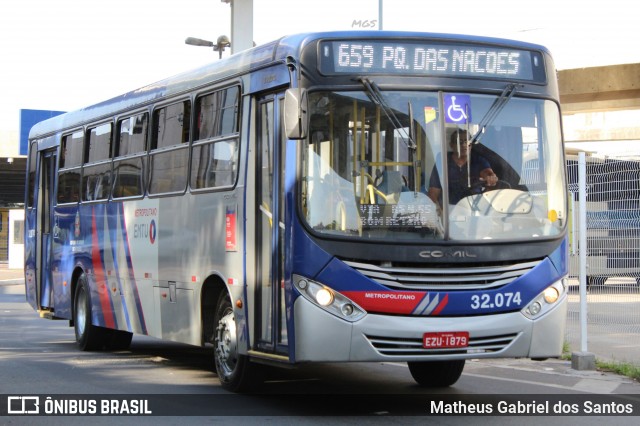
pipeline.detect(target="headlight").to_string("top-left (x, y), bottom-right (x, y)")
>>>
top-left (522, 280), bottom-right (566, 319)
top-left (315, 288), bottom-right (334, 306)
top-left (543, 286), bottom-right (560, 304)
top-left (293, 274), bottom-right (366, 322)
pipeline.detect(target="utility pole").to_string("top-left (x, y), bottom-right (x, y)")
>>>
top-left (221, 0), bottom-right (254, 54)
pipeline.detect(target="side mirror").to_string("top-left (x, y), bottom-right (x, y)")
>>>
top-left (284, 88), bottom-right (308, 140)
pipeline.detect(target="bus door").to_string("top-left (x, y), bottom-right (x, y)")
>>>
top-left (254, 94), bottom-right (288, 356)
top-left (35, 149), bottom-right (57, 311)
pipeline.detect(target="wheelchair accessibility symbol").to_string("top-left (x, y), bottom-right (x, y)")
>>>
top-left (444, 94), bottom-right (472, 124)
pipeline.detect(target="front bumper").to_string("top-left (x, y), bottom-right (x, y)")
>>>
top-left (293, 291), bottom-right (567, 362)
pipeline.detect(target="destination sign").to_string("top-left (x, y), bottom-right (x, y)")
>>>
top-left (319, 40), bottom-right (545, 82)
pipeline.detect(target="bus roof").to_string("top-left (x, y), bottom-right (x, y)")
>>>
top-left (29, 30), bottom-right (552, 140)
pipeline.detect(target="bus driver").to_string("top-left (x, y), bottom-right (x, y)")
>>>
top-left (428, 129), bottom-right (498, 207)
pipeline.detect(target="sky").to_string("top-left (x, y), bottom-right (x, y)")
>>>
top-left (1, 0), bottom-right (637, 153)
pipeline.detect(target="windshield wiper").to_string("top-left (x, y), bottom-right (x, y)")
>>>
top-left (469, 83), bottom-right (520, 145)
top-left (358, 77), bottom-right (417, 150)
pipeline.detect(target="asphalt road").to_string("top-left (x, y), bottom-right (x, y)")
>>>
top-left (1, 281), bottom-right (639, 425)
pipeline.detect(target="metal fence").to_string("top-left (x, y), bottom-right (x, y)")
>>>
top-left (565, 154), bottom-right (640, 364)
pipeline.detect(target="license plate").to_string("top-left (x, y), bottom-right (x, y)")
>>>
top-left (423, 331), bottom-right (469, 349)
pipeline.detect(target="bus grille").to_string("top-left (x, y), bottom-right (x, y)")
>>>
top-left (365, 333), bottom-right (519, 357)
top-left (343, 259), bottom-right (541, 291)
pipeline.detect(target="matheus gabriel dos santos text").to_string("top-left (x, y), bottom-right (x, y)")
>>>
top-left (430, 399), bottom-right (635, 415)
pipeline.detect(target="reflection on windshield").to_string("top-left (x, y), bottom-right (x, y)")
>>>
top-left (300, 91), bottom-right (565, 242)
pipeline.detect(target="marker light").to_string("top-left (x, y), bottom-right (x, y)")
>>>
top-left (529, 301), bottom-right (542, 316)
top-left (341, 304), bottom-right (354, 316)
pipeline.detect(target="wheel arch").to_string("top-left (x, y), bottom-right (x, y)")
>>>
top-left (69, 265), bottom-right (87, 326)
top-left (201, 274), bottom-right (229, 346)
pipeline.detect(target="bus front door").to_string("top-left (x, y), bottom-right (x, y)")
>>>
top-left (254, 94), bottom-right (289, 357)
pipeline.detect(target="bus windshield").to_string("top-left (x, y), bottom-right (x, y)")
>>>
top-left (300, 90), bottom-right (566, 242)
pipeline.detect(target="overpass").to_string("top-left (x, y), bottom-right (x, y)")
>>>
top-left (559, 63), bottom-right (640, 113)
top-left (559, 63), bottom-right (640, 142)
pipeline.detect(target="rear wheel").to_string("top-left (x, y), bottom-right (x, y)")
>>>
top-left (407, 360), bottom-right (465, 387)
top-left (213, 292), bottom-right (260, 392)
top-left (74, 273), bottom-right (107, 351)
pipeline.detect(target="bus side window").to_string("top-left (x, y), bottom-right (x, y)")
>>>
top-left (190, 86), bottom-right (240, 190)
top-left (82, 123), bottom-right (113, 202)
top-left (57, 131), bottom-right (83, 204)
top-left (149, 101), bottom-right (191, 195)
top-left (113, 113), bottom-right (148, 199)
top-left (57, 170), bottom-right (81, 204)
top-left (191, 140), bottom-right (238, 189)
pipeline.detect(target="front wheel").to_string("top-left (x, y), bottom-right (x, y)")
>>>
top-left (407, 360), bottom-right (465, 387)
top-left (213, 292), bottom-right (260, 392)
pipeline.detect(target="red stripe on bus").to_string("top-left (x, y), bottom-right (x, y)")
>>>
top-left (431, 293), bottom-right (449, 316)
top-left (92, 211), bottom-right (116, 329)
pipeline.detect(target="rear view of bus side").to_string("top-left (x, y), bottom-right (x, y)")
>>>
top-left (25, 31), bottom-right (568, 392)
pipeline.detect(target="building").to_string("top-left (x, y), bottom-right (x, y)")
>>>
top-left (0, 109), bottom-right (64, 266)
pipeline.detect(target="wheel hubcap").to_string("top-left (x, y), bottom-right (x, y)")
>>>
top-left (76, 290), bottom-right (86, 336)
top-left (215, 310), bottom-right (238, 379)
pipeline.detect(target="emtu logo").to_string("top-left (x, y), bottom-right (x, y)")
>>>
top-left (149, 220), bottom-right (156, 244)
top-left (133, 220), bottom-right (157, 244)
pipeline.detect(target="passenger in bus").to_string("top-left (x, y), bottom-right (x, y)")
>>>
top-left (427, 129), bottom-right (498, 207)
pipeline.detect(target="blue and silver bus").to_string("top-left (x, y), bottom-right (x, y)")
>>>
top-left (25, 31), bottom-right (568, 392)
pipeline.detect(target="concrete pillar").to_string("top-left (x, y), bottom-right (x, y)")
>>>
top-left (8, 209), bottom-right (24, 270)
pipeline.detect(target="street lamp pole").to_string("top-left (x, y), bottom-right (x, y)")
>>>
top-left (185, 36), bottom-right (231, 59)
top-left (221, 0), bottom-right (253, 54)
top-left (185, 1), bottom-right (254, 57)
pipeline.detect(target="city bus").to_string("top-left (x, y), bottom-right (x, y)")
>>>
top-left (24, 31), bottom-right (568, 392)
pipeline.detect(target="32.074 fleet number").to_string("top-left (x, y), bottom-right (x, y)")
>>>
top-left (470, 292), bottom-right (522, 310)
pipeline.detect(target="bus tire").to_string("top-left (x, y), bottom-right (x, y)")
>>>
top-left (407, 360), bottom-right (465, 387)
top-left (74, 273), bottom-right (106, 351)
top-left (213, 292), bottom-right (260, 392)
